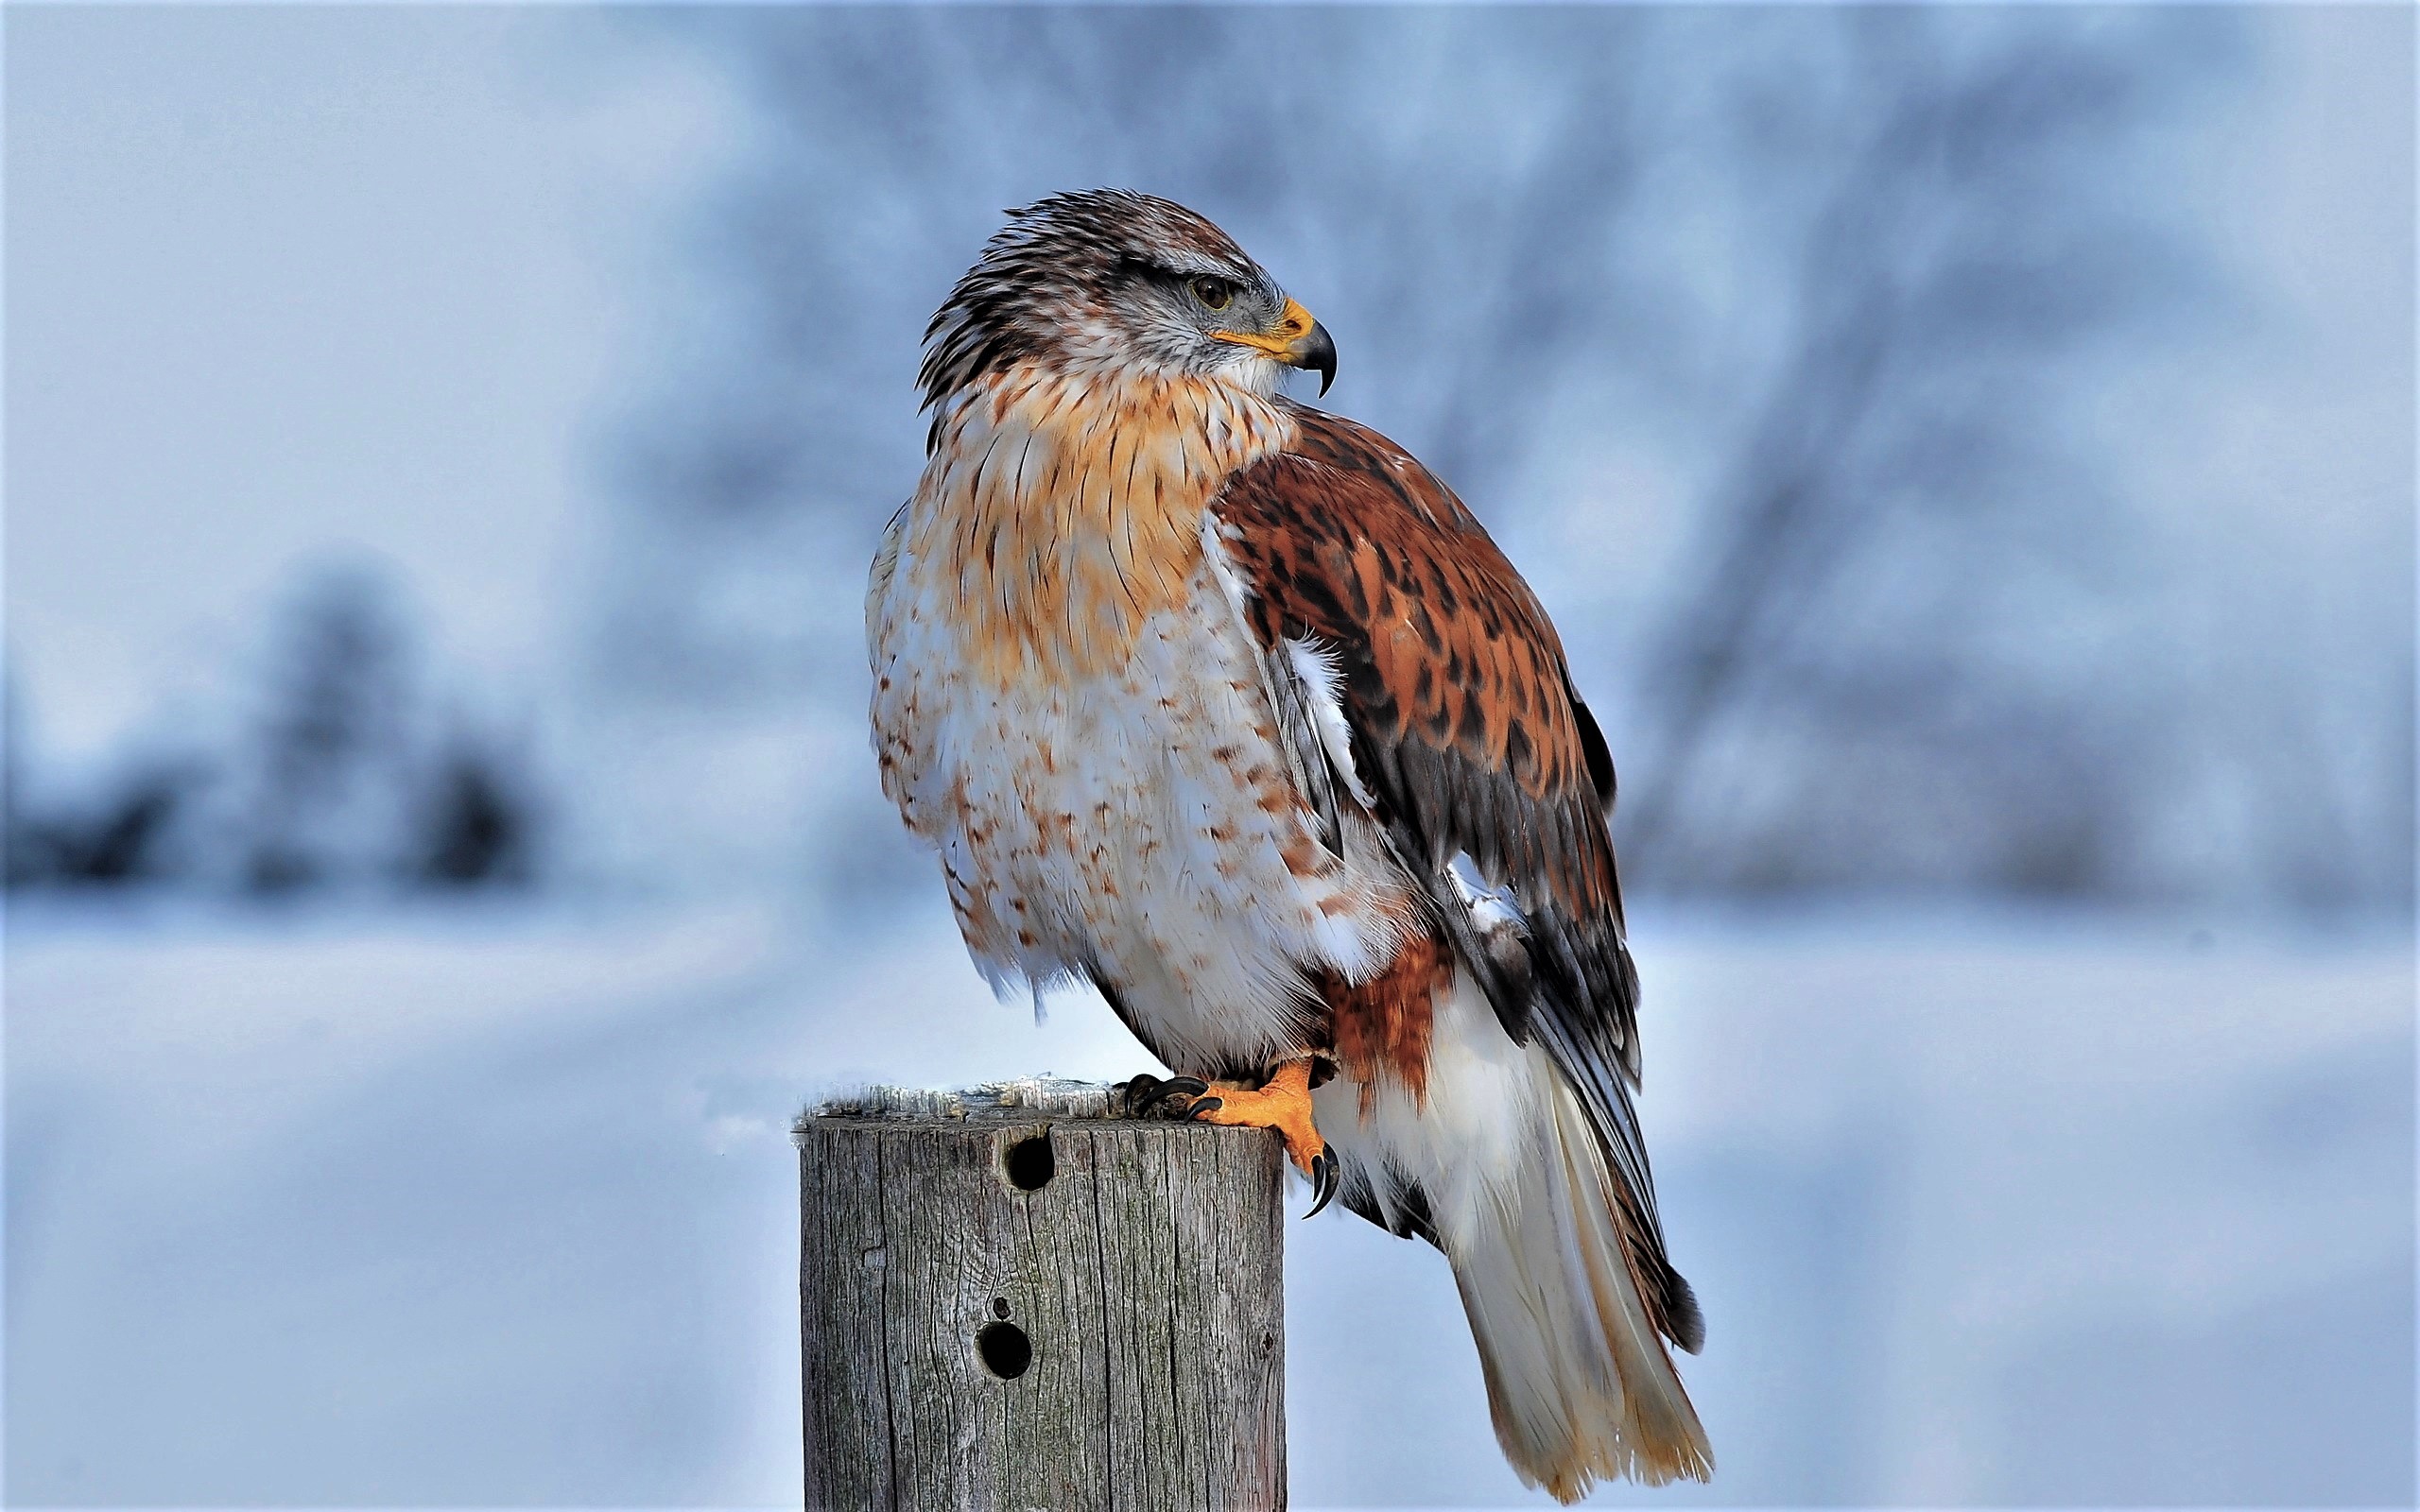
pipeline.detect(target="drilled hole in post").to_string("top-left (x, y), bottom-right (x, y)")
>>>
top-left (992, 1297), bottom-right (1012, 1319)
top-left (977, 1321), bottom-right (1031, 1380)
top-left (1003, 1132), bottom-right (1054, 1191)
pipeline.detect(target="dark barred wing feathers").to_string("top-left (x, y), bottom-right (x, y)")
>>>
top-left (1210, 406), bottom-right (1703, 1355)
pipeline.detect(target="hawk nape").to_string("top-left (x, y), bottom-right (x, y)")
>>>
top-left (867, 188), bottom-right (1709, 1499)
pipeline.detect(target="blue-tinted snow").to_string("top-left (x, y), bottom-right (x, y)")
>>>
top-left (8, 902), bottom-right (2409, 1505)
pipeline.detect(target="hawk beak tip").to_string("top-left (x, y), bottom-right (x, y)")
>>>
top-left (1292, 320), bottom-right (1338, 399)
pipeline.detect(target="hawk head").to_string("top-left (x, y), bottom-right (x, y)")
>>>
top-left (920, 189), bottom-right (1337, 413)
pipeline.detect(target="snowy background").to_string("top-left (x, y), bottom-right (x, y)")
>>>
top-left (7, 6), bottom-right (2411, 1507)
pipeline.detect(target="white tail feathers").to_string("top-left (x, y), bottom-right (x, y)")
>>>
top-left (1320, 971), bottom-right (1710, 1502)
top-left (1447, 1076), bottom-right (1712, 1501)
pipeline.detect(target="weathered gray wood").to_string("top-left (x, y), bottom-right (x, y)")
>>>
top-left (798, 1081), bottom-right (1287, 1512)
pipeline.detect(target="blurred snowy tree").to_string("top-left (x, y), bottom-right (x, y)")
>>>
top-left (5, 562), bottom-right (547, 899)
top-left (410, 735), bottom-right (538, 888)
top-left (5, 659), bottom-right (213, 889)
top-left (4, 674), bottom-right (33, 886)
top-left (236, 564), bottom-right (419, 894)
top-left (6, 765), bottom-right (200, 887)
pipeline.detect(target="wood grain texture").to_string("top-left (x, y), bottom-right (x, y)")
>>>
top-left (799, 1116), bottom-right (1287, 1512)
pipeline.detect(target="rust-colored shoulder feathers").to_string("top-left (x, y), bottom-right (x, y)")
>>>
top-left (1209, 405), bottom-right (1700, 1353)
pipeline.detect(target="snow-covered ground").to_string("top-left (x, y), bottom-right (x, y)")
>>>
top-left (6, 899), bottom-right (2411, 1507)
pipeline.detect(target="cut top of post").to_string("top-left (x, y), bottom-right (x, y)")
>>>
top-left (794, 1074), bottom-right (1129, 1133)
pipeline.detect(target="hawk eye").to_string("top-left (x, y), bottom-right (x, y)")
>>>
top-left (1190, 276), bottom-right (1236, 312)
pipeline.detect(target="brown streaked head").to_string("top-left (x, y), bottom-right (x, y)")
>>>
top-left (919, 188), bottom-right (1336, 414)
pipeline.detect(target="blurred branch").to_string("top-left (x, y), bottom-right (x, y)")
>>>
top-left (1624, 12), bottom-right (2221, 895)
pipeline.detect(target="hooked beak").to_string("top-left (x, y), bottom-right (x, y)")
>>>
top-left (1213, 296), bottom-right (1338, 397)
top-left (1289, 318), bottom-right (1338, 398)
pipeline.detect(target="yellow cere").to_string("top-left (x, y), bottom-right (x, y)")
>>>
top-left (1213, 297), bottom-right (1317, 357)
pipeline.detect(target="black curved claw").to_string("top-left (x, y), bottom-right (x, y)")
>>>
top-left (1121, 1074), bottom-right (1209, 1117)
top-left (1305, 1149), bottom-right (1339, 1218)
top-left (1181, 1095), bottom-right (1224, 1120)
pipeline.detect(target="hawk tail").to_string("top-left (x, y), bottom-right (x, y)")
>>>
top-left (1448, 1059), bottom-right (1712, 1501)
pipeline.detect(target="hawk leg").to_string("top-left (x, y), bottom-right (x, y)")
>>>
top-left (1124, 1058), bottom-right (1338, 1216)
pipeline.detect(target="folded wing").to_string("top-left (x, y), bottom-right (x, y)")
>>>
top-left (1208, 405), bottom-right (1702, 1354)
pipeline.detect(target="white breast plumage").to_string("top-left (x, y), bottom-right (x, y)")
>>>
top-left (866, 364), bottom-right (1408, 1074)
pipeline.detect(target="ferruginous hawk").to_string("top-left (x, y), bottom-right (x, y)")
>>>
top-left (867, 188), bottom-right (1709, 1498)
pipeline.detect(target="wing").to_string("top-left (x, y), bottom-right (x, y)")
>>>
top-left (1209, 405), bottom-right (1703, 1352)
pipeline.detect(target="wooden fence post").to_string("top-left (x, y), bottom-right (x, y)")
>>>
top-left (797, 1078), bottom-right (1288, 1512)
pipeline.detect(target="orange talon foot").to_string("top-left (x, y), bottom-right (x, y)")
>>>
top-left (1170, 1058), bottom-right (1338, 1217)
